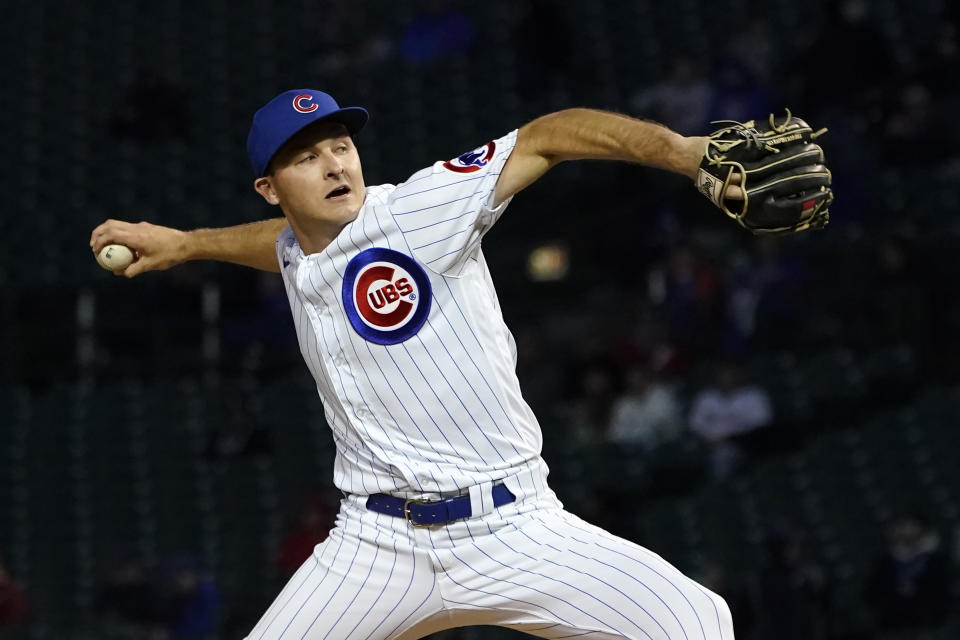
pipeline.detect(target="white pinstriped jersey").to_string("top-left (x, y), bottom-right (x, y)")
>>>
top-left (277, 130), bottom-right (550, 498)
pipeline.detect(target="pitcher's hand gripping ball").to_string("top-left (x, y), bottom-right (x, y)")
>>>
top-left (96, 244), bottom-right (135, 272)
top-left (696, 110), bottom-right (833, 235)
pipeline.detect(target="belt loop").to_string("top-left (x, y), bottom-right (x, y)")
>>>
top-left (468, 480), bottom-right (493, 518)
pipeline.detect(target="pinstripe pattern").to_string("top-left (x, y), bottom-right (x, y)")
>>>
top-left (250, 128), bottom-right (734, 640)
top-left (276, 130), bottom-right (546, 499)
top-left (245, 492), bottom-right (733, 640)
top-left (246, 505), bottom-right (443, 640)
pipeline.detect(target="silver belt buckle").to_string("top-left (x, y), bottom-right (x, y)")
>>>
top-left (403, 498), bottom-right (437, 528)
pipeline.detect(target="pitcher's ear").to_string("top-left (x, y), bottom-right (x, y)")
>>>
top-left (254, 177), bottom-right (280, 205)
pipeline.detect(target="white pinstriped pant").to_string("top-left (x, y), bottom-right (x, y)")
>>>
top-left (245, 487), bottom-right (734, 640)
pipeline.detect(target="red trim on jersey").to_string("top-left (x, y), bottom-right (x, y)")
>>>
top-left (442, 141), bottom-right (496, 173)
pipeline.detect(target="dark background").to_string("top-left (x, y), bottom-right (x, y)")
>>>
top-left (2, 0), bottom-right (959, 638)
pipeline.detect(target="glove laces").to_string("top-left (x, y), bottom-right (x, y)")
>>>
top-left (708, 109), bottom-right (827, 155)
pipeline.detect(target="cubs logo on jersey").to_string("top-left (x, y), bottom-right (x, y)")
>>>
top-left (342, 248), bottom-right (432, 345)
top-left (443, 141), bottom-right (496, 173)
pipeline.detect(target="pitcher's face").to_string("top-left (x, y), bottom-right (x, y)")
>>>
top-left (254, 122), bottom-right (366, 234)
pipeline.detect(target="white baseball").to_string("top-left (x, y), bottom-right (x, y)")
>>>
top-left (97, 244), bottom-right (135, 272)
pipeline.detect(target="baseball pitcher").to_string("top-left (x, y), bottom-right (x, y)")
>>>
top-left (90, 88), bottom-right (831, 640)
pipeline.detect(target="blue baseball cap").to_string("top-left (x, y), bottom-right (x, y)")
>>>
top-left (246, 89), bottom-right (369, 177)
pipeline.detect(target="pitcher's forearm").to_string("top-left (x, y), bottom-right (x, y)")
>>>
top-left (495, 109), bottom-right (710, 205)
top-left (525, 109), bottom-right (708, 178)
top-left (90, 217), bottom-right (289, 277)
top-left (186, 218), bottom-right (288, 272)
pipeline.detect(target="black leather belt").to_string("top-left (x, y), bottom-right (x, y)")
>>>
top-left (366, 483), bottom-right (515, 527)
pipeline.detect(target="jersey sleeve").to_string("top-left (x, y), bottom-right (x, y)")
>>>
top-left (276, 225), bottom-right (298, 270)
top-left (388, 129), bottom-right (518, 275)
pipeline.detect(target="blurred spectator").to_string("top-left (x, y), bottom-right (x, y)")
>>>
top-left (160, 554), bottom-right (220, 639)
top-left (729, 17), bottom-right (778, 83)
top-left (304, 4), bottom-right (391, 75)
top-left (0, 558), bottom-right (28, 625)
top-left (239, 271), bottom-right (299, 348)
top-left (858, 237), bottom-right (926, 346)
top-left (688, 361), bottom-right (773, 478)
top-left (707, 65), bottom-right (772, 126)
top-left (883, 83), bottom-right (955, 170)
top-left (565, 363), bottom-right (617, 448)
top-left (907, 16), bottom-right (959, 104)
top-left (606, 365), bottom-right (681, 450)
top-left (514, 0), bottom-right (573, 100)
top-left (514, 325), bottom-right (563, 413)
top-left (630, 56), bottom-right (713, 134)
top-left (203, 394), bottom-right (271, 460)
top-left (863, 512), bottom-right (952, 631)
top-left (793, 0), bottom-right (893, 121)
top-left (111, 65), bottom-right (190, 142)
top-left (617, 310), bottom-right (684, 375)
top-left (95, 552), bottom-right (163, 637)
top-left (276, 495), bottom-right (335, 578)
top-left (752, 238), bottom-right (809, 348)
top-left (954, 523), bottom-right (960, 567)
top-left (648, 246), bottom-right (724, 361)
top-left (726, 237), bottom-right (809, 353)
top-left (750, 527), bottom-right (828, 640)
top-left (724, 254), bottom-right (760, 357)
top-left (400, 0), bottom-right (476, 64)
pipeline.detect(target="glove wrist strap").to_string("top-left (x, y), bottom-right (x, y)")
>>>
top-left (696, 167), bottom-right (728, 208)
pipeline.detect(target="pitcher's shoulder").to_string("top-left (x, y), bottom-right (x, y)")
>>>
top-left (363, 183), bottom-right (396, 204)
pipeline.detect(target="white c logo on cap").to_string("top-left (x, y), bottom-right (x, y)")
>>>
top-left (292, 94), bottom-right (318, 113)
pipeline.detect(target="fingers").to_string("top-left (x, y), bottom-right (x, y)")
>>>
top-left (90, 219), bottom-right (187, 278)
top-left (121, 256), bottom-right (150, 278)
top-left (91, 219), bottom-right (146, 278)
top-left (722, 169), bottom-right (744, 200)
top-left (90, 219), bottom-right (140, 253)
top-left (90, 219), bottom-right (118, 250)
top-left (724, 185), bottom-right (744, 200)
top-left (725, 169), bottom-right (744, 200)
